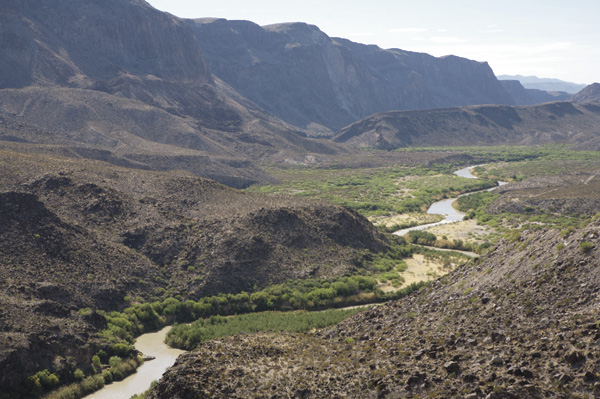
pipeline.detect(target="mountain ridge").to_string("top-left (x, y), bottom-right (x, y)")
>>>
top-left (188, 18), bottom-right (519, 133)
top-left (333, 101), bottom-right (600, 150)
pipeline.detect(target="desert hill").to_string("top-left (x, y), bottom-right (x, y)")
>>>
top-left (0, 149), bottom-right (388, 397)
top-left (334, 101), bottom-right (600, 150)
top-left (149, 211), bottom-right (600, 398)
top-left (572, 83), bottom-right (600, 103)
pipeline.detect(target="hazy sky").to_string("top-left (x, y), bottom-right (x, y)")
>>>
top-left (146, 0), bottom-right (599, 84)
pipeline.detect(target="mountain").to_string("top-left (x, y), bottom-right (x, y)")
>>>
top-left (334, 102), bottom-right (600, 150)
top-left (499, 79), bottom-right (570, 105)
top-left (0, 149), bottom-right (388, 397)
top-left (0, 0), bottom-right (345, 188)
top-left (188, 19), bottom-right (516, 133)
top-left (149, 213), bottom-right (600, 398)
top-left (498, 75), bottom-right (587, 94)
top-left (571, 83), bottom-right (600, 103)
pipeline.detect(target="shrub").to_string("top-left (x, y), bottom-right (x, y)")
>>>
top-left (73, 369), bottom-right (85, 381)
top-left (580, 241), bottom-right (594, 254)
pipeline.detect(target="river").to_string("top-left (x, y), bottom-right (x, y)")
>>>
top-left (85, 165), bottom-right (494, 398)
top-left (393, 166), bottom-right (478, 236)
top-left (393, 165), bottom-right (503, 237)
top-left (83, 326), bottom-right (183, 399)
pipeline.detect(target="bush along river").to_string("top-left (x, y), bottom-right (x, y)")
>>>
top-left (393, 165), bottom-right (505, 237)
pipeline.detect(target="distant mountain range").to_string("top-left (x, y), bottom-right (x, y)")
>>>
top-left (498, 75), bottom-right (587, 94)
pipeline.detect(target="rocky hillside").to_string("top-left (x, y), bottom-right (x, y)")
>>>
top-left (334, 101), bottom-right (600, 150)
top-left (572, 83), bottom-right (600, 103)
top-left (0, 149), bottom-right (388, 397)
top-left (488, 173), bottom-right (600, 216)
top-left (189, 19), bottom-right (516, 133)
top-left (0, 0), bottom-right (345, 187)
top-left (150, 214), bottom-right (600, 398)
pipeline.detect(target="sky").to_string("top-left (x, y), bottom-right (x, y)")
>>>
top-left (146, 0), bottom-right (599, 84)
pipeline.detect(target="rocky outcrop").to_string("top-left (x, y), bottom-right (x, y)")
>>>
top-left (149, 214), bottom-right (600, 398)
top-left (334, 101), bottom-right (600, 149)
top-left (189, 19), bottom-right (516, 132)
top-left (572, 83), bottom-right (600, 103)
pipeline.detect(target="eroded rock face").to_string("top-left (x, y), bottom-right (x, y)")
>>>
top-left (0, 0), bottom-right (212, 89)
top-left (189, 19), bottom-right (515, 132)
top-left (149, 218), bottom-right (600, 398)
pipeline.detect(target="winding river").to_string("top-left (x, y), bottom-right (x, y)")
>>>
top-left (393, 165), bottom-right (505, 237)
top-left (84, 165), bottom-right (498, 398)
top-left (83, 327), bottom-right (183, 399)
top-left (393, 166), bottom-right (479, 236)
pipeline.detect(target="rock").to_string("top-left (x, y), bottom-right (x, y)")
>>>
top-left (406, 372), bottom-right (427, 386)
top-left (565, 351), bottom-right (586, 366)
top-left (520, 368), bottom-right (534, 379)
top-left (584, 371), bottom-right (597, 382)
top-left (444, 361), bottom-right (461, 374)
top-left (490, 355), bottom-right (504, 366)
top-left (557, 374), bottom-right (573, 386)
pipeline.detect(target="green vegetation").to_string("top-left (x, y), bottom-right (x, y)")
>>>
top-left (247, 164), bottom-right (496, 217)
top-left (130, 381), bottom-right (158, 399)
top-left (580, 241), bottom-right (594, 254)
top-left (37, 356), bottom-right (142, 399)
top-left (98, 276), bottom-right (427, 353)
top-left (166, 308), bottom-right (367, 351)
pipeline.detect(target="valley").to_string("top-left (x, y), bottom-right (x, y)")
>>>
top-left (1, 1), bottom-right (600, 398)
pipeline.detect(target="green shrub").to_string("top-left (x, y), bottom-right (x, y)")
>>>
top-left (73, 369), bottom-right (85, 381)
top-left (580, 241), bottom-right (594, 254)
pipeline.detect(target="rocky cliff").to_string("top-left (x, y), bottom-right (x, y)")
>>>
top-left (189, 19), bottom-right (517, 133)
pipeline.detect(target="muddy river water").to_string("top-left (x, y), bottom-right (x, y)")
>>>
top-left (82, 326), bottom-right (183, 399)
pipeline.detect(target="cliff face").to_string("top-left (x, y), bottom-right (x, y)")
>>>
top-left (189, 19), bottom-right (516, 132)
top-left (0, 0), bottom-right (348, 187)
top-left (0, 0), bottom-right (212, 89)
